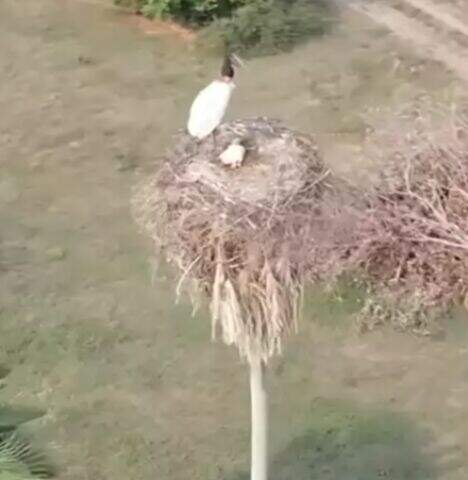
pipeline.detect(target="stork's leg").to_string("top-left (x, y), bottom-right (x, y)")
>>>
top-left (212, 129), bottom-right (218, 149)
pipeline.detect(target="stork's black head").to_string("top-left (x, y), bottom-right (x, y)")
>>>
top-left (221, 54), bottom-right (234, 80)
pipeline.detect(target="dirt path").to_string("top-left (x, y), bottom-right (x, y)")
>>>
top-left (403, 0), bottom-right (468, 37)
top-left (349, 0), bottom-right (468, 82)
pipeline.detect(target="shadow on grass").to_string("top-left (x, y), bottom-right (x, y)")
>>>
top-left (0, 364), bottom-right (45, 433)
top-left (0, 406), bottom-right (47, 433)
top-left (0, 366), bottom-right (10, 380)
top-left (227, 398), bottom-right (437, 480)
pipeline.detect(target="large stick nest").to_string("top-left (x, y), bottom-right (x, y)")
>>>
top-left (133, 118), bottom-right (346, 362)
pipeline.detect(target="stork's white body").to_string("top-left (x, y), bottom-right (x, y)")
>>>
top-left (187, 79), bottom-right (235, 139)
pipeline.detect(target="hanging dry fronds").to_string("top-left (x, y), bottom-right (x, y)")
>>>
top-left (132, 118), bottom-right (349, 362)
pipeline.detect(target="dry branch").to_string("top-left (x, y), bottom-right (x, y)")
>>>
top-left (353, 104), bottom-right (468, 324)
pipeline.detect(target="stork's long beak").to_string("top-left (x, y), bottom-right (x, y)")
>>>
top-left (230, 53), bottom-right (245, 68)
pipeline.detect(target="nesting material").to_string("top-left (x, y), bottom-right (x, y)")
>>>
top-left (133, 118), bottom-right (337, 363)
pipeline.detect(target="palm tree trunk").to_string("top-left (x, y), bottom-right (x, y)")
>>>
top-left (250, 358), bottom-right (268, 480)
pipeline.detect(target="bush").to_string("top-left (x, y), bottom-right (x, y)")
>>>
top-left (115, 0), bottom-right (250, 24)
top-left (115, 0), bottom-right (334, 55)
top-left (208, 0), bottom-right (333, 55)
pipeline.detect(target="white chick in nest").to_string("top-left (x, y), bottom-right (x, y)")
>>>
top-left (219, 138), bottom-right (246, 169)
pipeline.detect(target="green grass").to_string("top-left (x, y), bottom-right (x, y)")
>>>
top-left (304, 279), bottom-right (365, 332)
top-left (228, 398), bottom-right (435, 480)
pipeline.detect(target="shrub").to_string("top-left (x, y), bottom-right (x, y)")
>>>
top-left (115, 0), bottom-right (250, 24)
top-left (115, 0), bottom-right (334, 55)
top-left (209, 0), bottom-right (333, 55)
